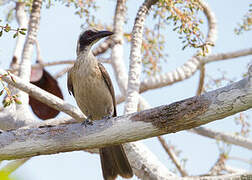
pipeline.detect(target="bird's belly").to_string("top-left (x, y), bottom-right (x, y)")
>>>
top-left (74, 73), bottom-right (113, 120)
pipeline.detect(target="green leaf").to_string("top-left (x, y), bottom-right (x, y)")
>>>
top-left (19, 31), bottom-right (26, 35)
top-left (0, 89), bottom-right (4, 96)
top-left (4, 24), bottom-right (11, 32)
top-left (14, 98), bottom-right (22, 104)
top-left (13, 32), bottom-right (18, 38)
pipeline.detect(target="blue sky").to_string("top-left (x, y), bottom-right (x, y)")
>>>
top-left (0, 0), bottom-right (252, 179)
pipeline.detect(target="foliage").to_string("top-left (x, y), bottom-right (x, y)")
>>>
top-left (154, 0), bottom-right (214, 56)
top-left (43, 0), bottom-right (98, 26)
top-left (0, 72), bottom-right (22, 107)
top-left (0, 20), bottom-right (27, 38)
top-left (235, 4), bottom-right (252, 35)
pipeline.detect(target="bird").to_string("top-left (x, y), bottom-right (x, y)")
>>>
top-left (67, 29), bottom-right (133, 180)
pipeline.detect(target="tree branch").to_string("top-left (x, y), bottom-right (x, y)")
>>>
top-left (18, 0), bottom-right (42, 106)
top-left (0, 70), bottom-right (251, 160)
top-left (12, 2), bottom-right (28, 68)
top-left (111, 0), bottom-right (176, 178)
top-left (124, 0), bottom-right (158, 114)
top-left (202, 48), bottom-right (252, 64)
top-left (111, 0), bottom-right (128, 95)
top-left (54, 66), bottom-right (72, 79)
top-left (186, 173), bottom-right (252, 180)
top-left (0, 1), bottom-right (37, 131)
top-left (196, 65), bottom-right (205, 95)
top-left (0, 69), bottom-right (85, 122)
top-left (115, 48), bottom-right (252, 103)
top-left (157, 136), bottom-right (188, 177)
top-left (189, 127), bottom-right (252, 150)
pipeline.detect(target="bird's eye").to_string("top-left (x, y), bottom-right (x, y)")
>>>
top-left (85, 30), bottom-right (94, 37)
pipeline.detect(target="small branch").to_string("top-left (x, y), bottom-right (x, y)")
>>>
top-left (208, 154), bottom-right (227, 175)
top-left (158, 136), bottom-right (188, 177)
top-left (189, 127), bottom-right (252, 150)
top-left (54, 66), bottom-right (72, 79)
top-left (0, 71), bottom-right (251, 160)
top-left (0, 69), bottom-right (85, 122)
top-left (224, 166), bottom-right (247, 174)
top-left (97, 57), bottom-right (111, 64)
top-left (35, 40), bottom-right (43, 63)
top-left (40, 60), bottom-right (74, 67)
top-left (202, 48), bottom-right (252, 64)
top-left (228, 156), bottom-right (252, 164)
top-left (196, 65), bottom-right (205, 95)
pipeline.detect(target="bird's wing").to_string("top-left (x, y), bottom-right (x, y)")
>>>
top-left (67, 67), bottom-right (75, 97)
top-left (98, 62), bottom-right (117, 117)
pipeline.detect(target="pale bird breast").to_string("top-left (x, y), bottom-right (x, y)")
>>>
top-left (71, 60), bottom-right (113, 120)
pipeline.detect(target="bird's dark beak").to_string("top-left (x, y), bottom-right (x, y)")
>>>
top-left (90, 31), bottom-right (114, 42)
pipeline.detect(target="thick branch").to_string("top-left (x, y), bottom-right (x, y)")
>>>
top-left (12, 2), bottom-right (28, 66)
top-left (0, 72), bottom-right (251, 160)
top-left (111, 0), bottom-right (128, 94)
top-left (18, 0), bottom-right (42, 107)
top-left (124, 0), bottom-right (158, 114)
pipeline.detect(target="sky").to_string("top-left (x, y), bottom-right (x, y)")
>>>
top-left (0, 0), bottom-right (252, 180)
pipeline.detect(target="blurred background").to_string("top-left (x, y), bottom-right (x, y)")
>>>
top-left (0, 0), bottom-right (251, 179)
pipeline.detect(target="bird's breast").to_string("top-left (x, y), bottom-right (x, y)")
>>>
top-left (72, 60), bottom-right (114, 120)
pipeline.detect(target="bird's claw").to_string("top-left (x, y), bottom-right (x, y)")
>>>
top-left (102, 115), bottom-right (113, 121)
top-left (81, 115), bottom-right (93, 127)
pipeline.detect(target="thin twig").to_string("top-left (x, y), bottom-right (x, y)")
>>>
top-left (196, 65), bottom-right (205, 95)
top-left (158, 136), bottom-right (188, 176)
top-left (54, 66), bottom-right (72, 79)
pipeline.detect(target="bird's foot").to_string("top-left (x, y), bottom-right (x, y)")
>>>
top-left (81, 115), bottom-right (93, 127)
top-left (102, 114), bottom-right (113, 122)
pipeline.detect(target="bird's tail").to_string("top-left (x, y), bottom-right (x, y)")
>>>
top-left (99, 145), bottom-right (133, 180)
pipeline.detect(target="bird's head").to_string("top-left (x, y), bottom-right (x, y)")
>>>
top-left (76, 29), bottom-right (113, 55)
